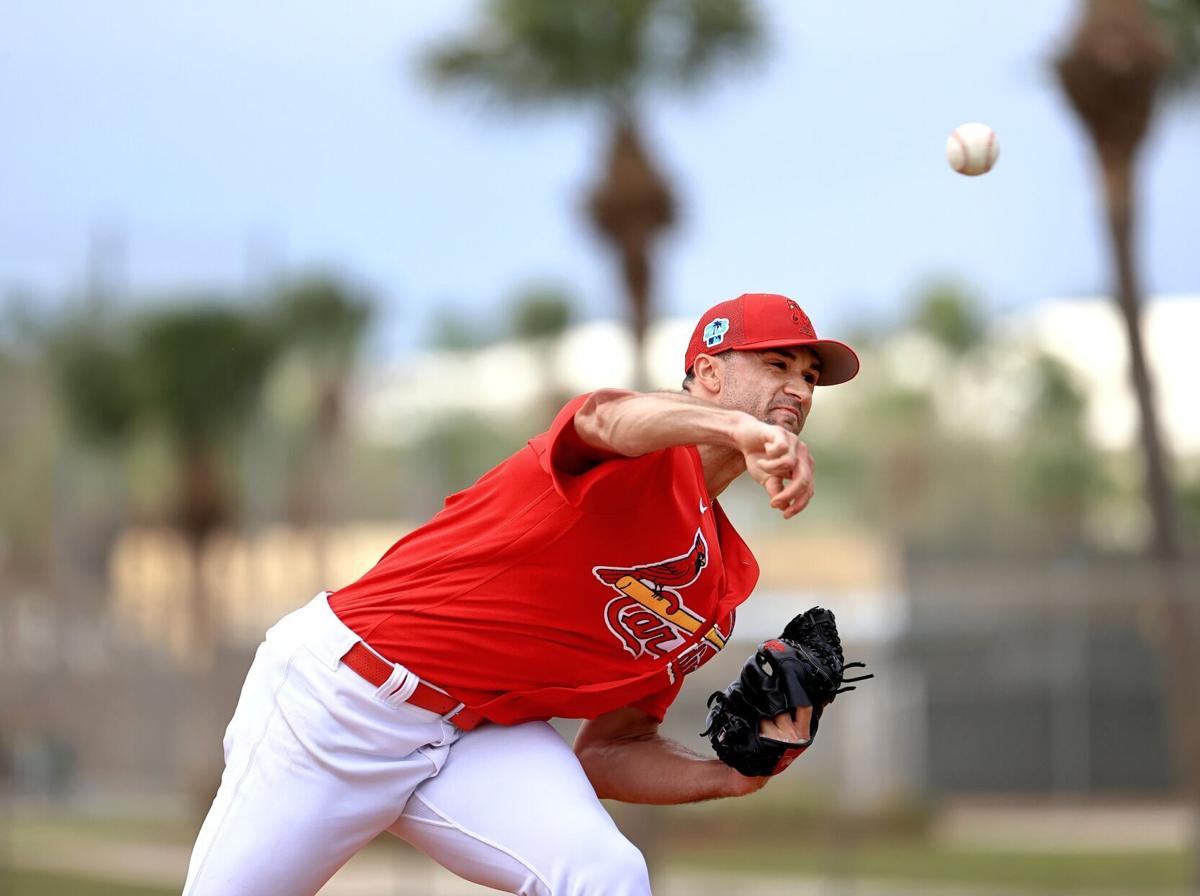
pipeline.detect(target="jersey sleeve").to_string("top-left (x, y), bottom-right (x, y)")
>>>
top-left (627, 677), bottom-right (685, 724)
top-left (536, 393), bottom-right (675, 511)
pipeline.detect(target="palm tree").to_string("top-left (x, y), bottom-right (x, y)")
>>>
top-left (268, 275), bottom-right (372, 582)
top-left (50, 301), bottom-right (279, 663)
top-left (1056, 0), bottom-right (1181, 564)
top-left (129, 303), bottom-right (279, 661)
top-left (269, 276), bottom-right (372, 519)
top-left (423, 0), bottom-right (763, 388)
top-left (1056, 1), bottom-right (1200, 885)
top-left (1017, 355), bottom-right (1108, 546)
top-left (510, 283), bottom-right (576, 422)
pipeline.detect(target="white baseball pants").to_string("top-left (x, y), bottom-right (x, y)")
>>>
top-left (182, 593), bottom-right (651, 895)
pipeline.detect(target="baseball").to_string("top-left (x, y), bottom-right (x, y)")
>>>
top-left (946, 122), bottom-right (999, 176)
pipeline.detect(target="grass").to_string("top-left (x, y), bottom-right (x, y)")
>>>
top-left (668, 840), bottom-right (1191, 892)
top-left (0, 867), bottom-right (178, 896)
top-left (0, 802), bottom-right (198, 845)
top-left (1, 804), bottom-right (1191, 894)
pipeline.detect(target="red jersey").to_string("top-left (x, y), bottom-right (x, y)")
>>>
top-left (329, 394), bottom-right (760, 724)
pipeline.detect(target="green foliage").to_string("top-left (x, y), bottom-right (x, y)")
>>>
top-left (0, 350), bottom-right (56, 564)
top-left (40, 299), bottom-right (282, 545)
top-left (430, 308), bottom-right (489, 349)
top-left (909, 281), bottom-right (987, 356)
top-left (511, 285), bottom-right (575, 340)
top-left (1180, 470), bottom-right (1200, 540)
top-left (422, 0), bottom-right (764, 393)
top-left (47, 317), bottom-right (139, 447)
top-left (1150, 0), bottom-right (1200, 88)
top-left (48, 301), bottom-right (280, 454)
top-left (808, 306), bottom-right (1117, 552)
top-left (1015, 355), bottom-right (1108, 539)
top-left (1028, 353), bottom-right (1088, 420)
top-left (268, 274), bottom-right (372, 373)
top-left (404, 413), bottom-right (528, 516)
top-left (423, 0), bottom-right (762, 111)
top-left (130, 303), bottom-right (279, 452)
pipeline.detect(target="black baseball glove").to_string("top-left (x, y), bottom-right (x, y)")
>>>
top-left (701, 607), bottom-right (872, 777)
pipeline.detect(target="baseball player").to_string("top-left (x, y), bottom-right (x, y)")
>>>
top-left (182, 292), bottom-right (864, 895)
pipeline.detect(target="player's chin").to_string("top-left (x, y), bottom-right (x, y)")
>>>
top-left (765, 409), bottom-right (803, 434)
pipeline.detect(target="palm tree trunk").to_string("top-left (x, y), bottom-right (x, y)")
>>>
top-left (1057, 2), bottom-right (1196, 883)
top-left (179, 447), bottom-right (225, 667)
top-left (1100, 155), bottom-right (1180, 563)
top-left (1101, 149), bottom-right (1200, 892)
top-left (587, 114), bottom-right (676, 393)
top-left (621, 239), bottom-right (652, 391)
top-left (310, 381), bottom-right (343, 587)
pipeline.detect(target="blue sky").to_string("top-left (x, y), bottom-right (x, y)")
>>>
top-left (2, 1), bottom-right (1197, 356)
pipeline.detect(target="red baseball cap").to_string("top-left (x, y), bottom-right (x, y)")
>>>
top-left (684, 293), bottom-right (860, 386)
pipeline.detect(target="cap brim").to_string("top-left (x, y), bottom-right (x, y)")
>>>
top-left (734, 337), bottom-right (860, 386)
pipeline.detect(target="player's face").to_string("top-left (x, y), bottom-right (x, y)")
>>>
top-left (721, 347), bottom-right (821, 434)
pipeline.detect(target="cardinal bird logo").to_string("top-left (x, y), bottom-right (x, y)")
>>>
top-left (593, 530), bottom-right (727, 660)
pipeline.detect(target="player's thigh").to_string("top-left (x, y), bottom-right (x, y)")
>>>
top-left (388, 721), bottom-right (650, 896)
top-left (184, 637), bottom-right (451, 896)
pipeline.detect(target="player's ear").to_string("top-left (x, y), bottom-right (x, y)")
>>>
top-left (691, 353), bottom-right (725, 395)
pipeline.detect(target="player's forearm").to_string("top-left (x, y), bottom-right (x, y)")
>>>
top-left (574, 389), bottom-right (749, 458)
top-left (574, 733), bottom-right (764, 804)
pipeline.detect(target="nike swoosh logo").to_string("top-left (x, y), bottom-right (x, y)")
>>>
top-left (699, 500), bottom-right (709, 514)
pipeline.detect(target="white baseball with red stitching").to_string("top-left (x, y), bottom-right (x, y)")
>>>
top-left (946, 122), bottom-right (999, 176)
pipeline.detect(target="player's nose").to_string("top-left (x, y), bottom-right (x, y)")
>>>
top-left (782, 378), bottom-right (812, 409)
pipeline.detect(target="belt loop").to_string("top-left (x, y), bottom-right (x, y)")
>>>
top-left (377, 664), bottom-right (418, 707)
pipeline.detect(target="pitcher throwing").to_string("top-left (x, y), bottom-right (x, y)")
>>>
top-left (183, 292), bottom-right (869, 895)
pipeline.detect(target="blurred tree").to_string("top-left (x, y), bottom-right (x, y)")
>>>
top-left (511, 284), bottom-right (574, 342)
top-left (1181, 473), bottom-right (1200, 541)
top-left (49, 301), bottom-right (279, 662)
top-left (895, 284), bottom-right (1002, 544)
top-left (0, 341), bottom-right (56, 575)
top-left (910, 280), bottom-right (988, 356)
top-left (131, 306), bottom-right (276, 536)
top-left (1056, 0), bottom-right (1190, 565)
top-left (269, 275), bottom-right (372, 529)
top-left (429, 415), bottom-right (524, 496)
top-left (48, 314), bottom-right (139, 449)
top-left (1152, 0), bottom-right (1200, 83)
top-left (822, 286), bottom-right (1117, 555)
top-left (128, 304), bottom-right (279, 661)
top-left (423, 0), bottom-right (763, 387)
top-left (854, 386), bottom-right (939, 534)
top-left (510, 283), bottom-right (577, 422)
top-left (1056, 1), bottom-right (1200, 883)
top-left (43, 311), bottom-right (142, 607)
top-left (1015, 355), bottom-right (1109, 545)
top-left (431, 308), bottom-right (489, 350)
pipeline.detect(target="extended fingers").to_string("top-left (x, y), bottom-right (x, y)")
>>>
top-left (759, 706), bottom-right (812, 743)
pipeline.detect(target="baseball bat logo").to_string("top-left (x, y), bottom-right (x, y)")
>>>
top-left (593, 530), bottom-right (728, 661)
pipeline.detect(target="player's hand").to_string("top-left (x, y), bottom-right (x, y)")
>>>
top-left (722, 707), bottom-right (812, 796)
top-left (759, 706), bottom-right (812, 744)
top-left (733, 416), bottom-right (814, 519)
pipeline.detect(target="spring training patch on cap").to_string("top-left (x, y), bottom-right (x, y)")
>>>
top-left (703, 318), bottom-right (730, 348)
